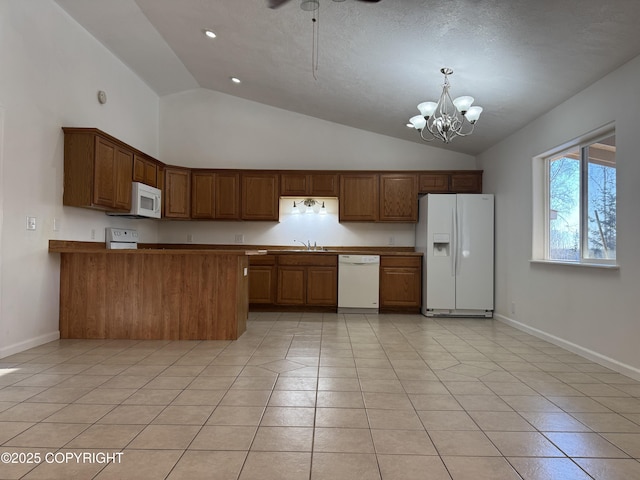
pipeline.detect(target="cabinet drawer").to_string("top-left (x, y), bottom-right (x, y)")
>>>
top-left (278, 254), bottom-right (337, 267)
top-left (380, 256), bottom-right (422, 268)
top-left (249, 255), bottom-right (277, 266)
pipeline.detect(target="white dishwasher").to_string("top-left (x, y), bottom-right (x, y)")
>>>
top-left (338, 255), bottom-right (380, 313)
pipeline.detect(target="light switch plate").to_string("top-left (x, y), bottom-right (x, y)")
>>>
top-left (26, 216), bottom-right (36, 231)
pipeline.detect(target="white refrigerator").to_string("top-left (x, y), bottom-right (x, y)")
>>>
top-left (416, 194), bottom-right (494, 317)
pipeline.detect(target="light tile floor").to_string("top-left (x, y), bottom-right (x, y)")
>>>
top-left (1, 313), bottom-right (640, 479)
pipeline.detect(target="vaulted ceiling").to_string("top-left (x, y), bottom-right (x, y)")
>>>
top-left (55, 0), bottom-right (640, 155)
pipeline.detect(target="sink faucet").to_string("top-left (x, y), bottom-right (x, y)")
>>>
top-left (294, 239), bottom-right (312, 251)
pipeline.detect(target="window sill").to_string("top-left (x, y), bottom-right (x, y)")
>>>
top-left (529, 259), bottom-right (620, 270)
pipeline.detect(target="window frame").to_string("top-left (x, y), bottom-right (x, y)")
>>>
top-left (533, 123), bottom-right (618, 268)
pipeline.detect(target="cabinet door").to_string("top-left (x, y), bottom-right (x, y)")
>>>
top-left (242, 173), bottom-right (279, 221)
top-left (133, 154), bottom-right (157, 187)
top-left (339, 174), bottom-right (379, 221)
top-left (215, 172), bottom-right (241, 219)
top-left (249, 265), bottom-right (276, 304)
top-left (93, 136), bottom-right (117, 208)
top-left (379, 257), bottom-right (422, 309)
top-left (418, 173), bottom-right (449, 193)
top-left (114, 148), bottom-right (133, 211)
top-left (191, 171), bottom-right (215, 219)
top-left (280, 173), bottom-right (308, 196)
top-left (93, 136), bottom-right (132, 210)
top-left (306, 266), bottom-right (337, 306)
top-left (379, 174), bottom-right (418, 222)
top-left (310, 173), bottom-right (339, 197)
top-left (276, 267), bottom-right (306, 305)
top-left (450, 172), bottom-right (482, 193)
top-left (164, 168), bottom-right (191, 218)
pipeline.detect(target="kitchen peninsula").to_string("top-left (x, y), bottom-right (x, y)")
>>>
top-left (49, 241), bottom-right (260, 340)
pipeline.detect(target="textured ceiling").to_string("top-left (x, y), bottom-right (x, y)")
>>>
top-left (55, 0), bottom-right (640, 155)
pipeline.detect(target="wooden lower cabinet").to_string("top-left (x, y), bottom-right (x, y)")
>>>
top-left (248, 255), bottom-right (276, 305)
top-left (250, 254), bottom-right (338, 308)
top-left (379, 256), bottom-right (422, 311)
top-left (277, 266), bottom-right (306, 305)
top-left (307, 266), bottom-right (338, 306)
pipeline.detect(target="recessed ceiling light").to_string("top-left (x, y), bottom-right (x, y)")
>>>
top-left (203, 29), bottom-right (216, 39)
top-left (230, 77), bottom-right (241, 84)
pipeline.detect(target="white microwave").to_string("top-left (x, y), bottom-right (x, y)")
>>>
top-left (107, 182), bottom-right (161, 219)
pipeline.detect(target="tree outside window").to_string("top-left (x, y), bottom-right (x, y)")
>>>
top-left (547, 134), bottom-right (616, 262)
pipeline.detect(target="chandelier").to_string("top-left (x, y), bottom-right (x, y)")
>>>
top-left (409, 68), bottom-right (483, 144)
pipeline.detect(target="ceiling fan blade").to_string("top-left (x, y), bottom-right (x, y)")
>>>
top-left (268, 0), bottom-right (292, 8)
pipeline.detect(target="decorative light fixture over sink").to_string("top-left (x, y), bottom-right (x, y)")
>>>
top-left (409, 68), bottom-right (483, 144)
top-left (292, 198), bottom-right (327, 215)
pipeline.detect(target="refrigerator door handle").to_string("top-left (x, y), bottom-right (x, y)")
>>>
top-left (451, 208), bottom-right (457, 277)
top-left (456, 199), bottom-right (462, 275)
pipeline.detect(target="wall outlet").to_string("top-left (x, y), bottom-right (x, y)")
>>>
top-left (90, 228), bottom-right (96, 240)
top-left (235, 234), bottom-right (245, 244)
top-left (26, 216), bottom-right (36, 231)
top-left (186, 233), bottom-right (193, 243)
top-left (511, 301), bottom-right (516, 315)
top-left (388, 236), bottom-right (395, 245)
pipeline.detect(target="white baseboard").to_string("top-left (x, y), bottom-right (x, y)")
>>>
top-left (495, 314), bottom-right (640, 383)
top-left (0, 331), bottom-right (60, 360)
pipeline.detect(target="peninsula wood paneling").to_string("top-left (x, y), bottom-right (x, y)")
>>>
top-left (57, 250), bottom-right (249, 340)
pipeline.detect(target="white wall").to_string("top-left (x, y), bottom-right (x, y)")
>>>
top-left (158, 88), bottom-right (476, 246)
top-left (0, 1), bottom-right (160, 358)
top-left (478, 55), bottom-right (640, 378)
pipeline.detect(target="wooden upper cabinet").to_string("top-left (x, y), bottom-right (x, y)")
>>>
top-left (280, 173), bottom-right (308, 196)
top-left (113, 148), bottom-right (134, 210)
top-left (242, 173), bottom-right (279, 221)
top-left (310, 173), bottom-right (339, 196)
top-left (164, 167), bottom-right (191, 219)
top-left (215, 171), bottom-right (241, 219)
top-left (64, 129), bottom-right (133, 212)
top-left (191, 171), bottom-right (215, 219)
top-left (93, 136), bottom-right (119, 208)
top-left (280, 172), bottom-right (339, 197)
top-left (418, 173), bottom-right (449, 193)
top-left (450, 172), bottom-right (483, 193)
top-left (191, 170), bottom-right (241, 220)
top-left (133, 154), bottom-right (158, 188)
top-left (339, 174), bottom-right (379, 221)
top-left (379, 174), bottom-right (418, 222)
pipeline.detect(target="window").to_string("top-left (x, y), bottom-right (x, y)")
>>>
top-left (544, 131), bottom-right (616, 263)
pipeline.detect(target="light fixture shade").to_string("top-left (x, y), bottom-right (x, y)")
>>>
top-left (453, 96), bottom-right (474, 113)
top-left (465, 106), bottom-right (483, 123)
top-left (417, 102), bottom-right (437, 117)
top-left (319, 201), bottom-right (327, 215)
top-left (409, 115), bottom-right (427, 130)
top-left (292, 201), bottom-right (300, 215)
